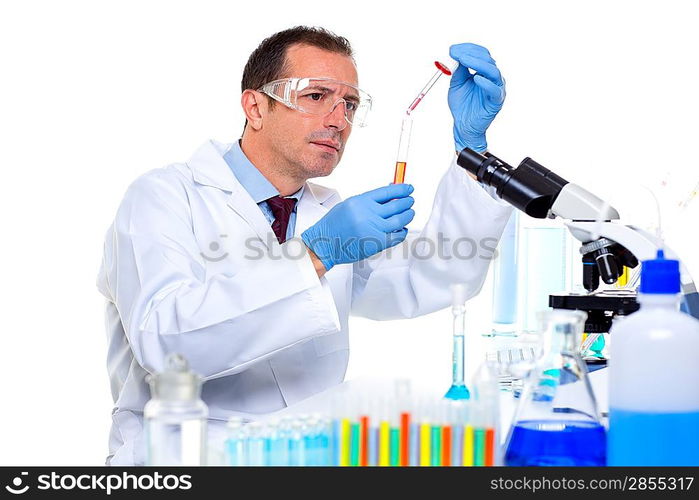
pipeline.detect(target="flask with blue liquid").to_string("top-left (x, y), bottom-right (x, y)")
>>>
top-left (609, 250), bottom-right (699, 465)
top-left (504, 309), bottom-right (606, 466)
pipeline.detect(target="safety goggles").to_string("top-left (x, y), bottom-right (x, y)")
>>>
top-left (257, 77), bottom-right (372, 127)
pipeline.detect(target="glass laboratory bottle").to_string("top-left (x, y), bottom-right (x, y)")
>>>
top-left (491, 211), bottom-right (519, 335)
top-left (144, 353), bottom-right (208, 465)
top-left (504, 310), bottom-right (606, 466)
top-left (609, 250), bottom-right (699, 465)
top-left (445, 283), bottom-right (470, 400)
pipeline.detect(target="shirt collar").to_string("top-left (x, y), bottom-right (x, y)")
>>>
top-left (222, 140), bottom-right (304, 204)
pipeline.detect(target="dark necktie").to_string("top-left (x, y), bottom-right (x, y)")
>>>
top-left (266, 195), bottom-right (298, 244)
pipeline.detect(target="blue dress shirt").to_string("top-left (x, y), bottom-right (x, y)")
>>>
top-left (223, 141), bottom-right (304, 242)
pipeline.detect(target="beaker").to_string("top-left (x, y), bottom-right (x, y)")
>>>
top-left (490, 211), bottom-right (520, 335)
top-left (504, 310), bottom-right (606, 466)
top-left (520, 222), bottom-right (572, 332)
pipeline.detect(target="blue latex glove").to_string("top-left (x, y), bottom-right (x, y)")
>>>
top-left (301, 183), bottom-right (415, 271)
top-left (448, 43), bottom-right (506, 153)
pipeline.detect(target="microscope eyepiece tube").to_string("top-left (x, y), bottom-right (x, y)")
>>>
top-left (456, 147), bottom-right (569, 219)
top-left (457, 148), bottom-right (489, 177)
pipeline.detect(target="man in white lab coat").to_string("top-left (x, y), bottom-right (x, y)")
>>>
top-left (97, 26), bottom-right (512, 465)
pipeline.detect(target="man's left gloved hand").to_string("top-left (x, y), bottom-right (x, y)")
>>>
top-left (448, 43), bottom-right (506, 153)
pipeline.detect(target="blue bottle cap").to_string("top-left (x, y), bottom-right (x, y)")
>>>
top-left (639, 249), bottom-right (681, 294)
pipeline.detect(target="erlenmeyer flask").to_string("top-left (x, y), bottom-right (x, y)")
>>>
top-left (504, 310), bottom-right (606, 466)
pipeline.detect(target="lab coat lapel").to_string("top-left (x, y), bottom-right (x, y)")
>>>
top-left (187, 140), bottom-right (333, 249)
top-left (185, 140), bottom-right (277, 249)
top-left (226, 181), bottom-right (277, 250)
top-left (293, 183), bottom-right (332, 237)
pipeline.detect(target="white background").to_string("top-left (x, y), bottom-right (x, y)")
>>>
top-left (1, 0), bottom-right (698, 465)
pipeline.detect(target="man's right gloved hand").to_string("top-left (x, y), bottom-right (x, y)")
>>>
top-left (301, 183), bottom-right (415, 272)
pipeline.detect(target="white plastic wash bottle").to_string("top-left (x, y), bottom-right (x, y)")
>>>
top-left (608, 250), bottom-right (699, 465)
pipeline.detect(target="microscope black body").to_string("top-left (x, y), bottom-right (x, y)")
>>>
top-left (456, 147), bottom-right (569, 219)
top-left (456, 147), bottom-right (639, 322)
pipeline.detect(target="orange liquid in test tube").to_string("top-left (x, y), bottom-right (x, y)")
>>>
top-left (400, 412), bottom-right (410, 466)
top-left (393, 162), bottom-right (407, 184)
top-left (392, 115), bottom-right (412, 184)
top-left (485, 428), bottom-right (495, 466)
top-left (392, 60), bottom-right (454, 184)
top-left (442, 426), bottom-right (452, 466)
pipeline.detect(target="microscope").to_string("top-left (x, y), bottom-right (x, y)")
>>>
top-left (456, 148), bottom-right (699, 336)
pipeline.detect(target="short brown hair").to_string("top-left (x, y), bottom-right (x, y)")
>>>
top-left (240, 26), bottom-right (354, 130)
top-left (242, 26), bottom-right (354, 94)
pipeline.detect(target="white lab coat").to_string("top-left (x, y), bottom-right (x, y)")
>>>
top-left (97, 140), bottom-right (512, 465)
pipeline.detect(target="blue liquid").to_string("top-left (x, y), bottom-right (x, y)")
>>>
top-left (225, 438), bottom-right (246, 466)
top-left (268, 436), bottom-right (289, 466)
top-left (445, 335), bottom-right (470, 400)
top-left (609, 409), bottom-right (699, 466)
top-left (304, 433), bottom-right (317, 465)
top-left (505, 420), bottom-right (606, 466)
top-left (246, 437), bottom-right (267, 466)
top-left (318, 428), bottom-right (331, 466)
top-left (289, 435), bottom-right (305, 466)
top-left (303, 429), bottom-right (328, 466)
top-left (445, 384), bottom-right (471, 400)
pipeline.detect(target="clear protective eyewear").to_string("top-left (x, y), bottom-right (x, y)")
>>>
top-left (257, 77), bottom-right (372, 127)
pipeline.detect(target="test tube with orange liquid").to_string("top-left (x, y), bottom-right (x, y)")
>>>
top-left (392, 60), bottom-right (456, 184)
top-left (393, 114), bottom-right (412, 184)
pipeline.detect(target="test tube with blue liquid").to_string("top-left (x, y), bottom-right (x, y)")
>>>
top-left (245, 422), bottom-right (267, 466)
top-left (445, 283), bottom-right (470, 400)
top-left (268, 418), bottom-right (291, 466)
top-left (289, 420), bottom-right (307, 466)
top-left (225, 417), bottom-right (247, 466)
top-left (319, 416), bottom-right (333, 466)
top-left (305, 415), bottom-right (329, 466)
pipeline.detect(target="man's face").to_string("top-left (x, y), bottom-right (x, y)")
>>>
top-left (261, 44), bottom-right (359, 180)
